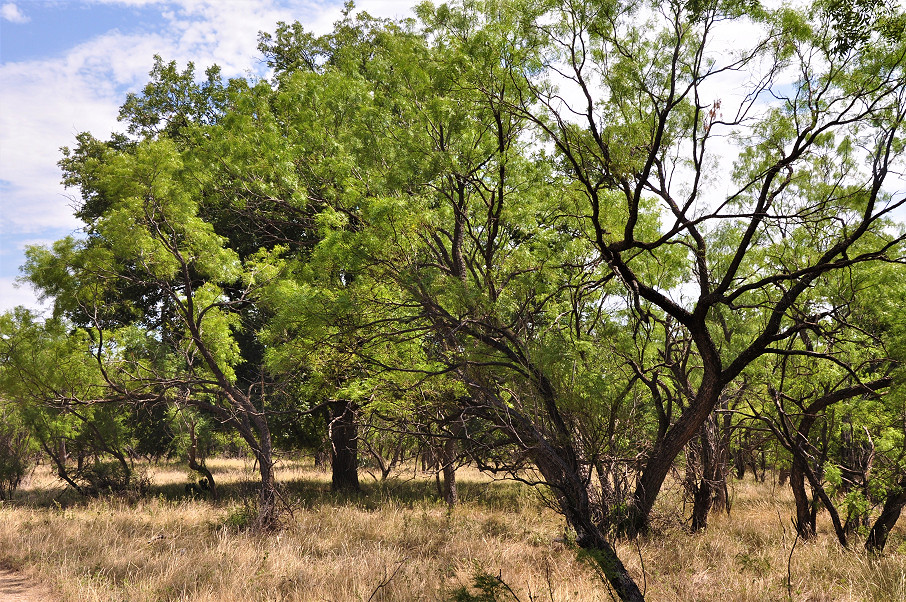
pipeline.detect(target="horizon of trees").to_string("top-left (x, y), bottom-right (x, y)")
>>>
top-left (2, 1), bottom-right (905, 600)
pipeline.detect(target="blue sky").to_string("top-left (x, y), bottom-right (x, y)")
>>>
top-left (1, 2), bottom-right (169, 62)
top-left (0, 0), bottom-right (414, 312)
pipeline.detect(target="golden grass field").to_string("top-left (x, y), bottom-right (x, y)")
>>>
top-left (0, 458), bottom-right (904, 601)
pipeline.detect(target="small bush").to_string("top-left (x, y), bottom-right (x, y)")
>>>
top-left (448, 563), bottom-right (520, 602)
top-left (221, 499), bottom-right (257, 531)
top-left (81, 460), bottom-right (133, 495)
top-left (0, 410), bottom-right (34, 499)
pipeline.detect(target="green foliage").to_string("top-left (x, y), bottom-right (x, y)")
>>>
top-left (220, 499), bottom-right (258, 531)
top-left (118, 55), bottom-right (229, 139)
top-left (0, 402), bottom-right (35, 499)
top-left (447, 562), bottom-right (520, 602)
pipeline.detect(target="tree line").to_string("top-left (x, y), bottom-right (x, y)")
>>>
top-left (1, 1), bottom-right (905, 599)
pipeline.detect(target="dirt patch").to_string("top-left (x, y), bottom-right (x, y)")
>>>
top-left (0, 568), bottom-right (56, 602)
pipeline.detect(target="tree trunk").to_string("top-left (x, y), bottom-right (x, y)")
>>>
top-left (329, 401), bottom-right (359, 492)
top-left (314, 439), bottom-right (330, 471)
top-left (186, 421), bottom-right (217, 502)
top-left (441, 435), bottom-right (458, 507)
top-left (256, 449), bottom-right (279, 530)
top-left (779, 467), bottom-right (790, 485)
top-left (690, 478), bottom-right (712, 532)
top-left (245, 403), bottom-right (280, 530)
top-left (790, 455), bottom-right (817, 539)
top-left (530, 443), bottom-right (644, 602)
top-left (713, 399), bottom-right (732, 513)
top-left (865, 476), bottom-right (906, 554)
top-left (734, 446), bottom-right (747, 479)
top-left (690, 416), bottom-right (721, 532)
top-left (630, 372), bottom-right (723, 535)
top-left (466, 387), bottom-right (645, 601)
top-left (41, 439), bottom-right (83, 495)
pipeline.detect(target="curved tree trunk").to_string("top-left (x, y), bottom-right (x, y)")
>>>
top-left (530, 442), bottom-right (644, 602)
top-left (865, 476), bottom-right (906, 554)
top-left (630, 371), bottom-right (723, 535)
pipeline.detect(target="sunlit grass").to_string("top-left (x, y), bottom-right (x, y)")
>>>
top-left (2, 461), bottom-right (904, 601)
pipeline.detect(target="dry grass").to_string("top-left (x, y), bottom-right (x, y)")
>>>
top-left (1, 460), bottom-right (904, 601)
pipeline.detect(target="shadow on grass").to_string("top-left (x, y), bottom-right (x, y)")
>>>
top-left (7, 463), bottom-right (535, 516)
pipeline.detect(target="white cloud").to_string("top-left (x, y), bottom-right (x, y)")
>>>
top-left (0, 277), bottom-right (50, 314)
top-left (0, 32), bottom-right (172, 235)
top-left (1, 3), bottom-right (29, 24)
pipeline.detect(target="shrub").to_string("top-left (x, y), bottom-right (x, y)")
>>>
top-left (0, 406), bottom-right (34, 499)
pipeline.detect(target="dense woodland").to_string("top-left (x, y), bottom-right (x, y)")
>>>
top-left (1, 1), bottom-right (905, 600)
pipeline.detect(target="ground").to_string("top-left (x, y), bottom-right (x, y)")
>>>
top-left (1, 458), bottom-right (904, 601)
top-left (0, 567), bottom-right (56, 602)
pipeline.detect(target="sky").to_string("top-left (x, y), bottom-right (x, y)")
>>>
top-left (0, 0), bottom-right (414, 313)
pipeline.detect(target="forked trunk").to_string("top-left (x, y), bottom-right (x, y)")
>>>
top-left (630, 372), bottom-right (723, 535)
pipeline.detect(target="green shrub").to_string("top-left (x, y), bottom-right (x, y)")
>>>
top-left (0, 407), bottom-right (34, 499)
top-left (448, 562), bottom-right (520, 601)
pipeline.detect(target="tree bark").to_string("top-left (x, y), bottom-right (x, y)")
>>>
top-left (630, 371), bottom-right (723, 535)
top-left (329, 400), bottom-right (359, 492)
top-left (529, 442), bottom-right (645, 602)
top-left (689, 437), bottom-right (713, 532)
top-left (865, 476), bottom-right (906, 554)
top-left (690, 415), bottom-right (726, 532)
top-left (713, 398), bottom-right (733, 513)
top-left (441, 435), bottom-right (458, 507)
top-left (790, 454), bottom-right (817, 538)
top-left (255, 448), bottom-right (279, 530)
top-left (463, 382), bottom-right (645, 601)
top-left (246, 401), bottom-right (280, 530)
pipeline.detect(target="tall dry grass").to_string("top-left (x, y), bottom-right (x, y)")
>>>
top-left (1, 459), bottom-right (903, 601)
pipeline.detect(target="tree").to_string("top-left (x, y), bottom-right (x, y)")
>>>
top-left (256, 5), bottom-right (649, 597)
top-left (0, 309), bottom-right (144, 495)
top-left (500, 0), bottom-right (906, 535)
top-left (26, 131), bottom-right (289, 526)
top-left (741, 260), bottom-right (905, 550)
top-left (253, 2), bottom-right (906, 598)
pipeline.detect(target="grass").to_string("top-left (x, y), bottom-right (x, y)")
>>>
top-left (1, 459), bottom-right (904, 601)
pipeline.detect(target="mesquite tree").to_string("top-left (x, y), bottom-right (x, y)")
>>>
top-left (501, 0), bottom-right (906, 535)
